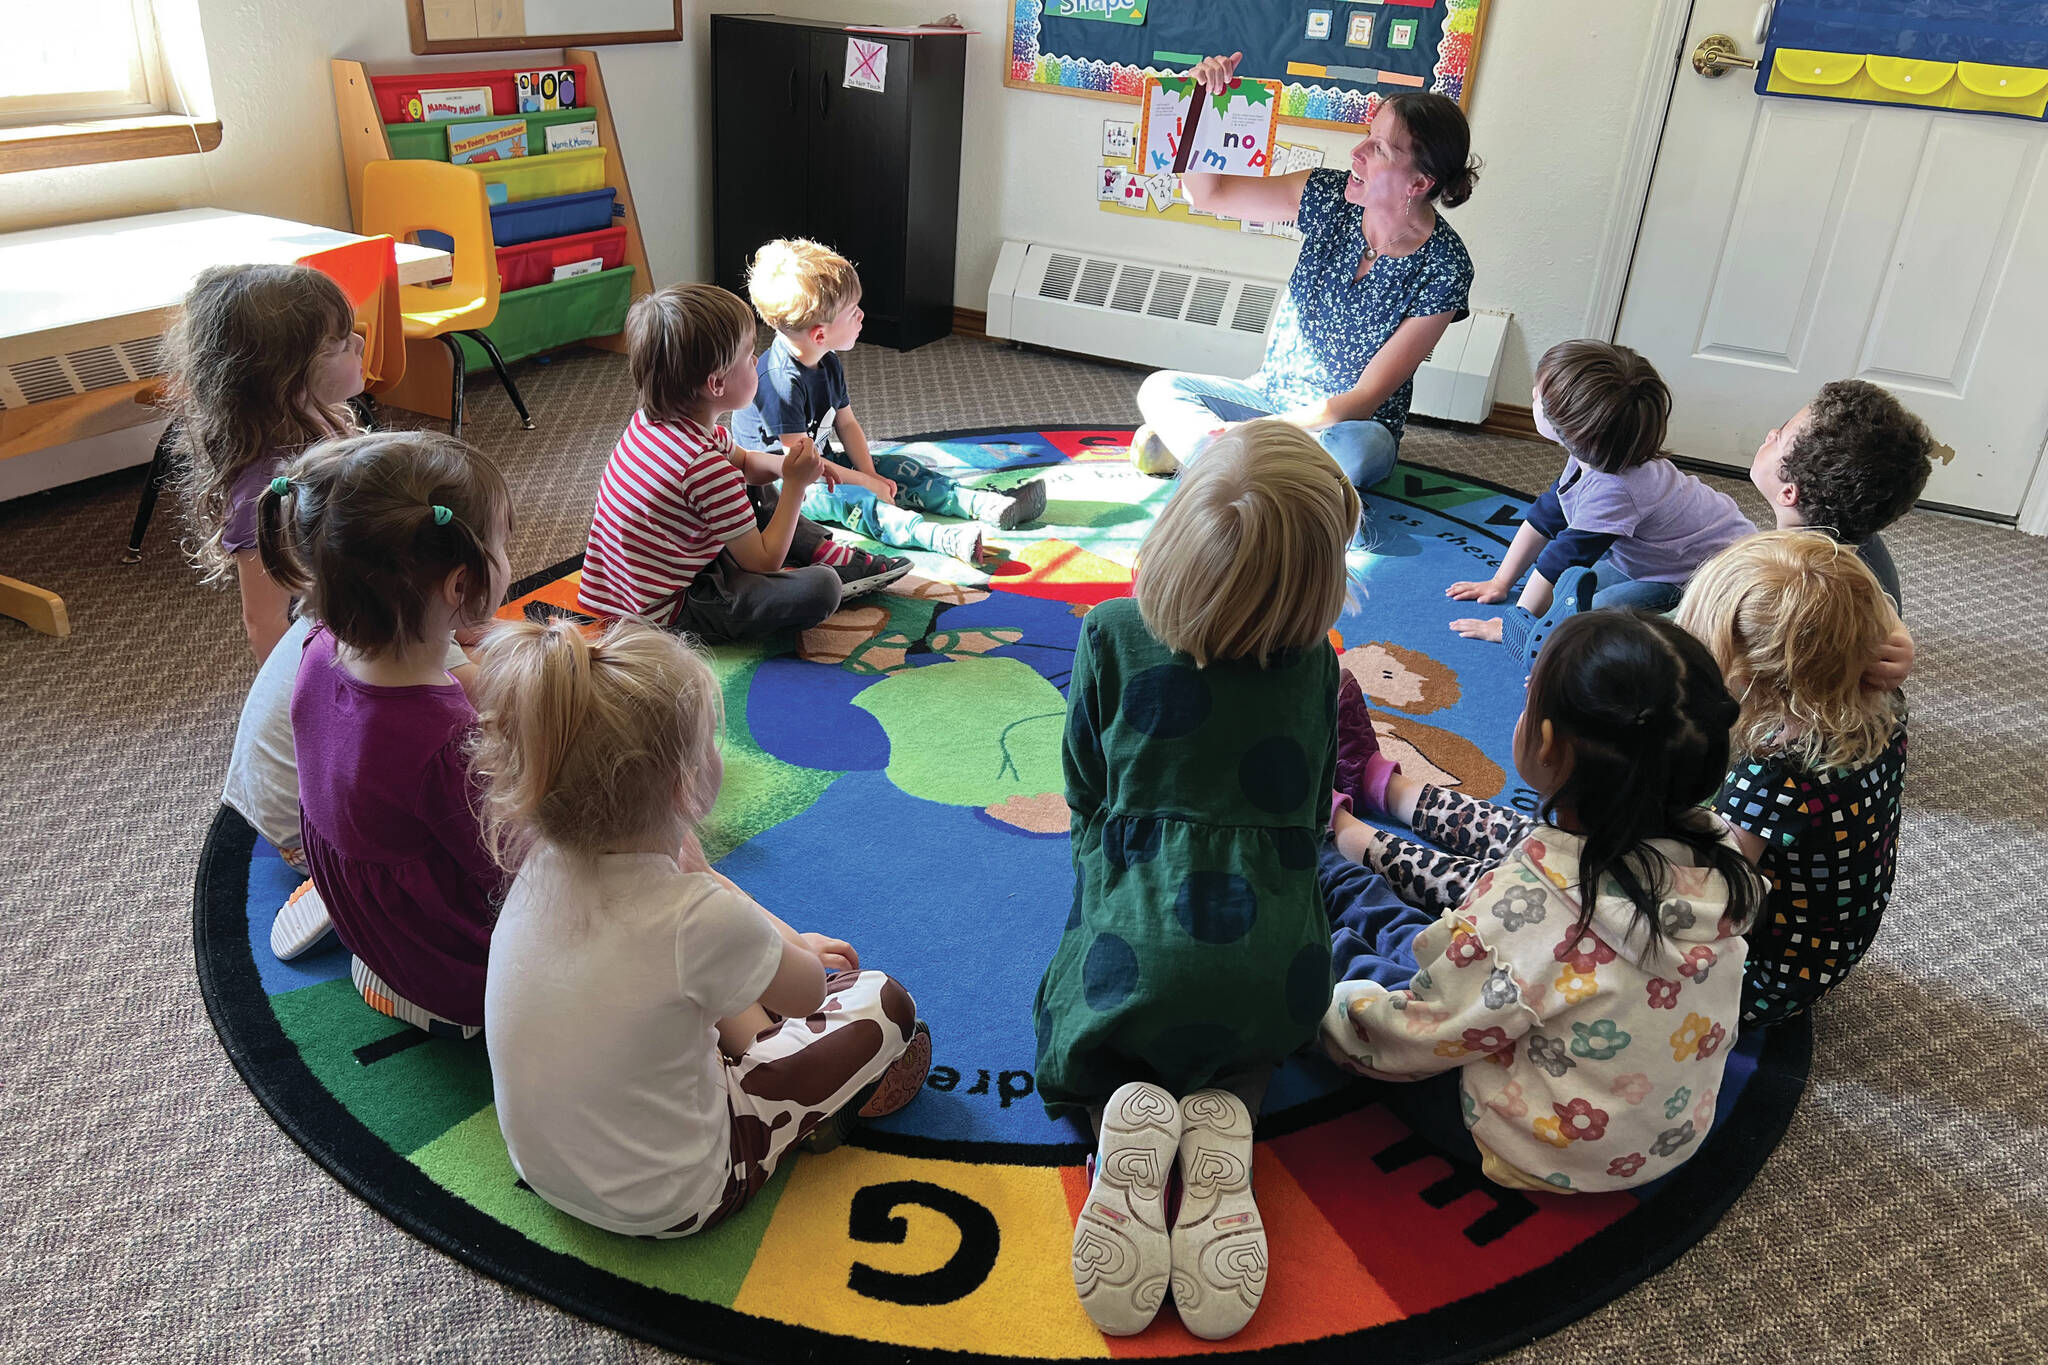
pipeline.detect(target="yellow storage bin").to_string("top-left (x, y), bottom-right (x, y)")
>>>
top-left (1766, 49), bottom-right (1865, 98)
top-left (1951, 63), bottom-right (2048, 118)
top-left (468, 146), bottom-right (608, 204)
top-left (1856, 55), bottom-right (1957, 107)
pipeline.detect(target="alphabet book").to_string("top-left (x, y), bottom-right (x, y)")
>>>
top-left (1136, 74), bottom-right (1282, 177)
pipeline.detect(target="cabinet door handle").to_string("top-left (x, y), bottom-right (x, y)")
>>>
top-left (818, 70), bottom-right (829, 119)
top-left (787, 66), bottom-right (799, 112)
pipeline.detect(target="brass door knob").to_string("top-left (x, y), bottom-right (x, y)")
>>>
top-left (1692, 34), bottom-right (1760, 77)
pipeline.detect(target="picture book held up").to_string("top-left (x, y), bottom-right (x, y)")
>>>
top-left (1137, 75), bottom-right (1281, 177)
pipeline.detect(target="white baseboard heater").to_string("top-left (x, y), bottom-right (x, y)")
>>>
top-left (985, 238), bottom-right (1509, 424)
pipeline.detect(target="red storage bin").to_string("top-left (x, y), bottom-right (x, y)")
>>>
top-left (494, 226), bottom-right (628, 291)
top-left (371, 66), bottom-right (586, 124)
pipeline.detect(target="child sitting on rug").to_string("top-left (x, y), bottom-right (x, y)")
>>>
top-left (166, 262), bottom-right (366, 663)
top-left (577, 283), bottom-right (910, 643)
top-left (1321, 610), bottom-right (1761, 1193)
top-left (1446, 340), bottom-right (1752, 646)
top-left (257, 431), bottom-right (512, 1036)
top-left (1036, 420), bottom-right (1357, 1341)
top-left (1675, 532), bottom-right (1909, 1026)
top-left (1748, 380), bottom-right (1935, 610)
top-left (733, 238), bottom-right (1046, 566)
top-left (472, 616), bottom-right (931, 1238)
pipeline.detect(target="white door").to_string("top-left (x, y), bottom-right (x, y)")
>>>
top-left (1615, 0), bottom-right (2048, 519)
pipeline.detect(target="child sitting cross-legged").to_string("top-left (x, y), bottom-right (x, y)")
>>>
top-left (473, 617), bottom-right (931, 1238)
top-left (1447, 340), bottom-right (1753, 654)
top-left (1321, 609), bottom-right (1761, 1193)
top-left (733, 238), bottom-right (1046, 566)
top-left (578, 283), bottom-right (909, 643)
top-left (257, 431), bottom-right (513, 1035)
top-left (1036, 419), bottom-right (1357, 1341)
top-left (1675, 531), bottom-right (1909, 1026)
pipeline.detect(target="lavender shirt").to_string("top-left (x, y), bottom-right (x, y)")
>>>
top-left (1556, 456), bottom-right (1755, 585)
top-left (292, 626), bottom-right (503, 1025)
top-left (221, 454), bottom-right (287, 556)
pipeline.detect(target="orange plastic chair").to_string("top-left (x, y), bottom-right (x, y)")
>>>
top-left (297, 235), bottom-right (406, 396)
top-left (360, 158), bottom-right (534, 436)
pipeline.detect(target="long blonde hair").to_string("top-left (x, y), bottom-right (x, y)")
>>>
top-left (165, 263), bottom-right (359, 583)
top-left (1675, 530), bottom-right (1903, 772)
top-left (468, 618), bottom-right (724, 868)
top-left (1135, 419), bottom-right (1360, 666)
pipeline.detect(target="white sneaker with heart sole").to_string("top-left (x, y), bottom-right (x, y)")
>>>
top-left (1071, 1081), bottom-right (1180, 1336)
top-left (1169, 1089), bottom-right (1266, 1340)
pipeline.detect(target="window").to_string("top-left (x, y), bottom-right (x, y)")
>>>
top-left (1, 0), bottom-right (169, 126)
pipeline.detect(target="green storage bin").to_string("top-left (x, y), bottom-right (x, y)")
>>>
top-left (385, 108), bottom-right (602, 162)
top-left (456, 265), bottom-right (636, 372)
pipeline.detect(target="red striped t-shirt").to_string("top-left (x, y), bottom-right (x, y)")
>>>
top-left (579, 411), bottom-right (757, 623)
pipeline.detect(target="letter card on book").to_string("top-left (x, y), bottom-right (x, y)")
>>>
top-left (1137, 76), bottom-right (1281, 178)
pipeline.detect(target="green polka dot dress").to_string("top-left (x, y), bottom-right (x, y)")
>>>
top-left (1034, 598), bottom-right (1338, 1119)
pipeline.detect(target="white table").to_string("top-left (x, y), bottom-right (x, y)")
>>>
top-left (0, 209), bottom-right (451, 636)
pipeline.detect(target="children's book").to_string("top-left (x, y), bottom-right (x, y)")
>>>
top-left (448, 118), bottom-right (529, 165)
top-left (413, 86), bottom-right (491, 121)
top-left (516, 69), bottom-right (577, 112)
top-left (1137, 75), bottom-right (1282, 178)
top-left (551, 258), bottom-right (604, 282)
top-left (544, 119), bottom-right (600, 153)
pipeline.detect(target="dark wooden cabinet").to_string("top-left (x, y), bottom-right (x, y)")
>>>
top-left (711, 15), bottom-right (964, 351)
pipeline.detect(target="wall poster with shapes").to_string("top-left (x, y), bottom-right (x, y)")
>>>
top-left (1008, 0), bottom-right (1487, 130)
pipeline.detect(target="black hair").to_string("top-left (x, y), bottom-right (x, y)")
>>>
top-left (1381, 91), bottom-right (1481, 208)
top-left (1524, 610), bottom-right (1762, 944)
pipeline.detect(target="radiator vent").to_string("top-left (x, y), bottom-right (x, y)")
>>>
top-left (1109, 266), bottom-right (1152, 313)
top-left (66, 345), bottom-right (130, 392)
top-left (1232, 284), bottom-right (1280, 334)
top-left (1186, 276), bottom-right (1231, 327)
top-left (9, 357), bottom-right (74, 405)
top-left (1147, 271), bottom-right (1191, 320)
top-left (1037, 251), bottom-right (1081, 301)
top-left (1074, 257), bottom-right (1116, 309)
top-left (0, 333), bottom-right (169, 409)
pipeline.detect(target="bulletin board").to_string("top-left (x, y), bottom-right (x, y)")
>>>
top-left (1757, 0), bottom-right (2048, 121)
top-left (1006, 0), bottom-right (1488, 132)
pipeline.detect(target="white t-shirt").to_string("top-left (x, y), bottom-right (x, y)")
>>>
top-left (484, 844), bottom-right (784, 1236)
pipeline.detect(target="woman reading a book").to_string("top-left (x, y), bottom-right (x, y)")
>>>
top-left (1129, 53), bottom-right (1478, 526)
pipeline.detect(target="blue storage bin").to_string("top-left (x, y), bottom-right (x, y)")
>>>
top-left (417, 187), bottom-right (618, 253)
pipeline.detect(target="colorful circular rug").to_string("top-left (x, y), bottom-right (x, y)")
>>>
top-left (196, 427), bottom-right (1810, 1363)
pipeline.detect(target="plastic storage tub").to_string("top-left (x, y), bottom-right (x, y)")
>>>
top-left (417, 188), bottom-right (618, 253)
top-left (370, 66), bottom-right (585, 124)
top-left (495, 226), bottom-right (628, 291)
top-left (455, 265), bottom-right (638, 373)
top-left (386, 107), bottom-right (599, 161)
top-left (469, 146), bottom-right (607, 203)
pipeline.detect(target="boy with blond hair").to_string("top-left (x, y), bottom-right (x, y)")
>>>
top-left (579, 283), bottom-right (909, 643)
top-left (735, 239), bottom-right (1046, 566)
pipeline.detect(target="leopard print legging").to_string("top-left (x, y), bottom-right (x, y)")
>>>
top-left (1361, 785), bottom-right (1534, 914)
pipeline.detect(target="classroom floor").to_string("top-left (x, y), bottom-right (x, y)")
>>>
top-left (4, 337), bottom-right (2045, 1363)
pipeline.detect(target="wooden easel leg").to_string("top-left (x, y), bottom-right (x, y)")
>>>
top-left (0, 575), bottom-right (70, 637)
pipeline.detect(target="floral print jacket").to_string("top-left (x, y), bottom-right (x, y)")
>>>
top-left (1321, 828), bottom-right (1750, 1192)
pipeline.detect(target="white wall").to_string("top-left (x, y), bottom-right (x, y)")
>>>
top-left (3, 0), bottom-right (1668, 489)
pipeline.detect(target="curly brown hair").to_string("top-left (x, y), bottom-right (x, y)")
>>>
top-left (1780, 380), bottom-right (1933, 545)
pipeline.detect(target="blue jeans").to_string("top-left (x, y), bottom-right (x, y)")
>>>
top-left (799, 448), bottom-right (993, 553)
top-left (1136, 369), bottom-right (1400, 492)
top-left (1586, 561), bottom-right (1684, 613)
top-left (1321, 843), bottom-right (1438, 988)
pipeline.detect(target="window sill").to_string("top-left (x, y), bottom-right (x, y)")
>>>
top-left (0, 115), bottom-right (223, 175)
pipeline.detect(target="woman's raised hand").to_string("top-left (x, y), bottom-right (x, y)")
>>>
top-left (1188, 52), bottom-right (1242, 95)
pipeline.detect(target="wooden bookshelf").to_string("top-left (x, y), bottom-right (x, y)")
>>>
top-left (329, 47), bottom-right (653, 419)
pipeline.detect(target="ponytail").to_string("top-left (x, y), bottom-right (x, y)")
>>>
top-left (1527, 610), bottom-right (1764, 944)
top-left (254, 479), bottom-right (312, 599)
top-left (469, 618), bottom-right (724, 870)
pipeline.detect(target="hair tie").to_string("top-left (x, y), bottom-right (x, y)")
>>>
top-left (431, 505), bottom-right (453, 526)
top-left (269, 476), bottom-right (290, 496)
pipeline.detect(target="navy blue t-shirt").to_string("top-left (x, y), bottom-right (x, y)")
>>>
top-left (731, 338), bottom-right (849, 453)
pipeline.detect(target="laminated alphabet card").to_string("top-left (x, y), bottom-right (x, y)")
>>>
top-left (1137, 75), bottom-right (1281, 178)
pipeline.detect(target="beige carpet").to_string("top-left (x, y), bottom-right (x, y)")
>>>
top-left (4, 337), bottom-right (2045, 1362)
